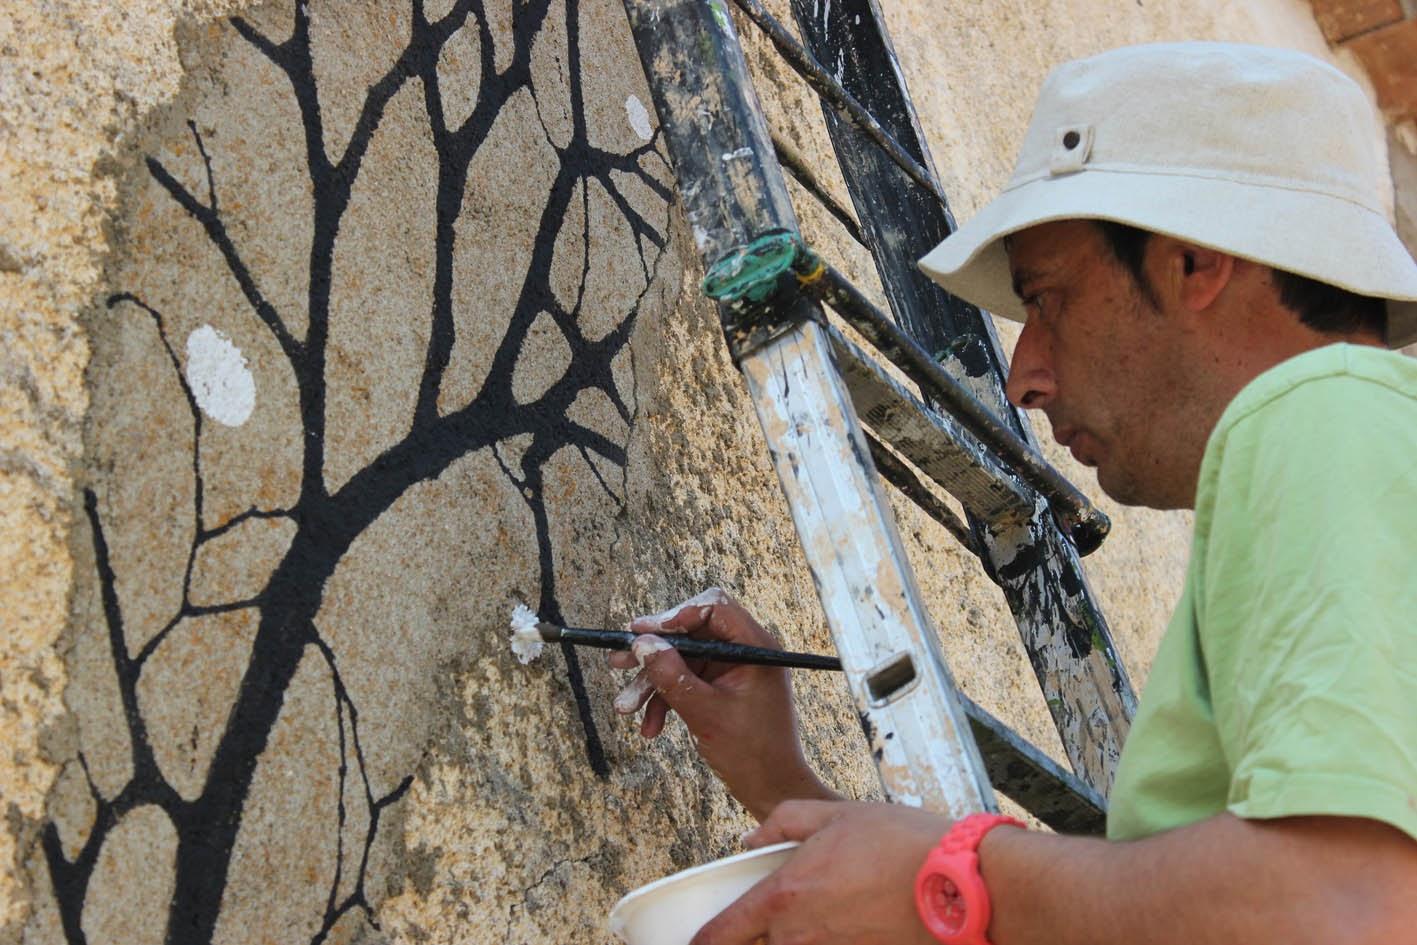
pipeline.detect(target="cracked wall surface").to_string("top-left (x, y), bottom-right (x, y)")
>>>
top-left (0, 1), bottom-right (1403, 943)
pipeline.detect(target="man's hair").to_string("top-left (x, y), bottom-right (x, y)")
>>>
top-left (1092, 221), bottom-right (1387, 337)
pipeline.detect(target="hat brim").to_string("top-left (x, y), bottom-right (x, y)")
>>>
top-left (918, 169), bottom-right (1417, 348)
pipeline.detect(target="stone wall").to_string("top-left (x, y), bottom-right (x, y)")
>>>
top-left (0, 1), bottom-right (1405, 943)
top-left (1307, 0), bottom-right (1417, 304)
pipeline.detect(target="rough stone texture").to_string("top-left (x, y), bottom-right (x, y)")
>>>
top-left (1346, 17), bottom-right (1417, 120)
top-left (1394, 127), bottom-right (1417, 248)
top-left (1310, 0), bottom-right (1404, 43)
top-left (2, 1), bottom-right (1409, 945)
top-left (0, 3), bottom-right (243, 937)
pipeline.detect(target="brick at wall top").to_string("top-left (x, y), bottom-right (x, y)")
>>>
top-left (1311, 0), bottom-right (1404, 43)
top-left (1344, 17), bottom-right (1417, 121)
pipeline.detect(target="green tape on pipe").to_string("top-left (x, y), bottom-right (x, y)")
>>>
top-left (701, 230), bottom-right (821, 304)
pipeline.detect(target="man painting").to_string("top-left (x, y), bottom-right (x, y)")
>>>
top-left (610, 43), bottom-right (1417, 945)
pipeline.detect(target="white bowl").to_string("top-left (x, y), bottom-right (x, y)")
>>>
top-left (608, 842), bottom-right (800, 945)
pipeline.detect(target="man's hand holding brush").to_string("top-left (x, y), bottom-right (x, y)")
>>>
top-left (609, 587), bottom-right (839, 821)
top-left (608, 588), bottom-right (954, 945)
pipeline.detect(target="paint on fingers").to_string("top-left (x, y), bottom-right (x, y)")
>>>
top-left (632, 634), bottom-right (674, 667)
top-left (613, 672), bottom-right (657, 714)
top-left (635, 586), bottom-right (730, 632)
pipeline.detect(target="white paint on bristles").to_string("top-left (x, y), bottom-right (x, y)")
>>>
top-left (185, 325), bottom-right (255, 427)
top-left (509, 603), bottom-right (545, 665)
top-left (625, 95), bottom-right (653, 142)
top-left (721, 147), bottom-right (753, 163)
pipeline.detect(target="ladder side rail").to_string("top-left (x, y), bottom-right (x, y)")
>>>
top-left (742, 315), bottom-right (995, 814)
top-left (621, 0), bottom-right (994, 817)
top-left (786, 0), bottom-right (1009, 391)
top-left (789, 0), bottom-right (1138, 792)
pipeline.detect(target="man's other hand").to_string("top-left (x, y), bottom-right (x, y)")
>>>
top-left (692, 800), bottom-right (947, 945)
top-left (609, 588), bottom-right (838, 820)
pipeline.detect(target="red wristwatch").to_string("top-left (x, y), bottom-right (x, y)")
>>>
top-left (914, 813), bottom-right (1025, 945)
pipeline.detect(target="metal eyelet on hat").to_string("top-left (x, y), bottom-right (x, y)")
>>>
top-left (1049, 124), bottom-right (1093, 176)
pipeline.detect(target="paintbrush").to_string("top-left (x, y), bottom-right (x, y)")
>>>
top-left (508, 604), bottom-right (841, 670)
top-left (542, 623), bottom-right (843, 670)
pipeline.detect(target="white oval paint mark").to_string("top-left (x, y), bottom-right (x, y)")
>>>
top-left (185, 325), bottom-right (256, 427)
top-left (625, 95), bottom-right (654, 142)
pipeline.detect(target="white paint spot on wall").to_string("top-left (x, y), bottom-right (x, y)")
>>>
top-left (625, 95), bottom-right (653, 142)
top-left (185, 325), bottom-right (256, 427)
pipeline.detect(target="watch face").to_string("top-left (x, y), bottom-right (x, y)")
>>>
top-left (921, 873), bottom-right (968, 935)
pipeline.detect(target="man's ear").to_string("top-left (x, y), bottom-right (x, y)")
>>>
top-left (1167, 240), bottom-right (1234, 314)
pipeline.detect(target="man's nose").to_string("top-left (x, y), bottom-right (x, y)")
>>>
top-left (1004, 320), bottom-right (1056, 410)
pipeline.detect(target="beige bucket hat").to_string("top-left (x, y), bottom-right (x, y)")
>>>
top-left (919, 42), bottom-right (1417, 348)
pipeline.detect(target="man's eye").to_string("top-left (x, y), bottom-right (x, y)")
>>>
top-left (1024, 291), bottom-right (1058, 322)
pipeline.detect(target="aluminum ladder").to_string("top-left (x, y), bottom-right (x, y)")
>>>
top-left (621, 0), bottom-right (1136, 833)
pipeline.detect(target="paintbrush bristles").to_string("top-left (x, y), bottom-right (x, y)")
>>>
top-left (508, 604), bottom-right (545, 664)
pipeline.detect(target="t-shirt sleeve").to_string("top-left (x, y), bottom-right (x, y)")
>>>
top-left (1197, 373), bottom-right (1417, 841)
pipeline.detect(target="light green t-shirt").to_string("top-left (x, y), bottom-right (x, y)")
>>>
top-left (1107, 343), bottom-right (1417, 843)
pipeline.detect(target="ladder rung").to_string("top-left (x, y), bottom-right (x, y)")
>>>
top-left (827, 324), bottom-right (1036, 528)
top-left (960, 695), bottom-right (1108, 835)
top-left (728, 0), bottom-right (949, 208)
top-left (863, 431), bottom-right (980, 558)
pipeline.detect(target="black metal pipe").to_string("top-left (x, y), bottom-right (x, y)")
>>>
top-left (729, 0), bottom-right (949, 209)
top-left (772, 132), bottom-right (866, 246)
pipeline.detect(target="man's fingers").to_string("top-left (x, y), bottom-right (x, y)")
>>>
top-left (630, 588), bottom-right (781, 651)
top-left (640, 694), bottom-right (669, 738)
top-left (630, 587), bottom-right (731, 635)
top-left (689, 873), bottom-right (785, 945)
top-left (635, 636), bottom-right (719, 726)
top-left (704, 596), bottom-right (781, 650)
top-left (612, 672), bottom-right (656, 715)
top-left (743, 800), bottom-right (843, 848)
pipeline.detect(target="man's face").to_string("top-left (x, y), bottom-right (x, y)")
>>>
top-left (1003, 220), bottom-right (1187, 508)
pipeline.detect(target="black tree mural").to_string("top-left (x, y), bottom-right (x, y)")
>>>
top-left (43, 1), bottom-right (670, 942)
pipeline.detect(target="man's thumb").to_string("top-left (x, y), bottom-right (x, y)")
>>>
top-left (743, 800), bottom-right (841, 847)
